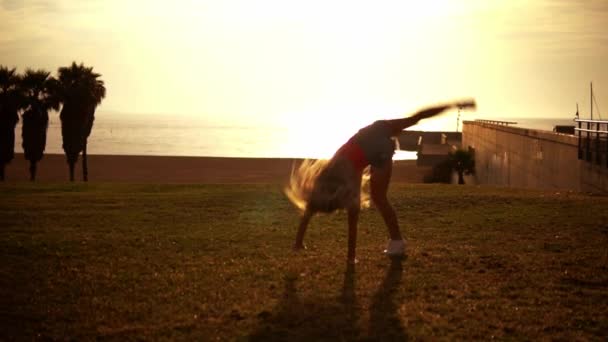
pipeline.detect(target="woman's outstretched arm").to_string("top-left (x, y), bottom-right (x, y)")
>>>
top-left (386, 99), bottom-right (476, 135)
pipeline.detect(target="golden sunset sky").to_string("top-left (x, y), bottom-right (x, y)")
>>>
top-left (1, 0), bottom-right (607, 132)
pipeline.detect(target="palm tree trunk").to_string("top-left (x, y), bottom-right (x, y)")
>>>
top-left (82, 143), bottom-right (88, 182)
top-left (29, 161), bottom-right (37, 181)
top-left (458, 171), bottom-right (465, 185)
top-left (69, 161), bottom-right (75, 182)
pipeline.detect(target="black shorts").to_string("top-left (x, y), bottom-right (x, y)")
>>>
top-left (352, 120), bottom-right (395, 168)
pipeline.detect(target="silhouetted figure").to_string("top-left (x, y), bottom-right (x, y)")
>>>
top-left (57, 62), bottom-right (106, 182)
top-left (0, 66), bottom-right (23, 181)
top-left (286, 100), bottom-right (476, 263)
top-left (21, 69), bottom-right (60, 181)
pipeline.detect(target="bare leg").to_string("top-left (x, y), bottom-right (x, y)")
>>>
top-left (294, 209), bottom-right (313, 250)
top-left (347, 205), bottom-right (360, 264)
top-left (370, 162), bottom-right (402, 241)
top-left (346, 170), bottom-right (363, 264)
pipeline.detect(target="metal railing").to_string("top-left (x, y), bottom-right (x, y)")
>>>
top-left (575, 118), bottom-right (608, 167)
top-left (475, 119), bottom-right (518, 126)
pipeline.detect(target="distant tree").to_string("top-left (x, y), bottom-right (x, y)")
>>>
top-left (57, 62), bottom-right (106, 181)
top-left (0, 66), bottom-right (24, 181)
top-left (449, 148), bottom-right (475, 185)
top-left (20, 69), bottom-right (60, 181)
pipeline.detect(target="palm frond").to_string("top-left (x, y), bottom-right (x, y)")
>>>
top-left (57, 62), bottom-right (106, 105)
top-left (20, 69), bottom-right (60, 112)
top-left (0, 65), bottom-right (26, 113)
top-left (0, 66), bottom-right (20, 93)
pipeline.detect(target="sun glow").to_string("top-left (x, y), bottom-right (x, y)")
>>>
top-left (280, 109), bottom-right (365, 159)
top-left (98, 0), bottom-right (489, 124)
top-left (3, 0), bottom-right (607, 158)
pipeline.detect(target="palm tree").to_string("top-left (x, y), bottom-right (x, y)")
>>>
top-left (0, 66), bottom-right (23, 181)
top-left (449, 148), bottom-right (475, 185)
top-left (57, 62), bottom-right (106, 181)
top-left (20, 69), bottom-right (60, 181)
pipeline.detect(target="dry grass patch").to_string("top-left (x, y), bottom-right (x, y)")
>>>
top-left (1, 183), bottom-right (607, 340)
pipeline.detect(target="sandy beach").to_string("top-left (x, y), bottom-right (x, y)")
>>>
top-left (4, 154), bottom-right (431, 184)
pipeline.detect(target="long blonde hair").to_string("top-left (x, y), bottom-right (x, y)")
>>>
top-left (284, 159), bottom-right (370, 213)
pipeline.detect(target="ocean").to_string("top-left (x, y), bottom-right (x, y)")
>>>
top-left (12, 113), bottom-right (578, 160)
top-left (14, 113), bottom-right (298, 159)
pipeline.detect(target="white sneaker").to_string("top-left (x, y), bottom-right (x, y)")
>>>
top-left (384, 239), bottom-right (406, 256)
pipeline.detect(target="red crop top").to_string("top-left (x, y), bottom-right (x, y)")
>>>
top-left (336, 139), bottom-right (369, 171)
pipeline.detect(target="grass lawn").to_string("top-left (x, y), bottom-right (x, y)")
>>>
top-left (1, 183), bottom-right (607, 340)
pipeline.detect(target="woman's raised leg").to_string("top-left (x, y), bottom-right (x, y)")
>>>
top-left (385, 100), bottom-right (476, 135)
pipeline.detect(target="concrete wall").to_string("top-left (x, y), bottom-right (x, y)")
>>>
top-left (462, 121), bottom-right (608, 192)
top-left (580, 162), bottom-right (608, 193)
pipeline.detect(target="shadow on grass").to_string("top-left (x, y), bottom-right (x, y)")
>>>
top-left (249, 258), bottom-right (407, 341)
top-left (369, 257), bottom-right (408, 340)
